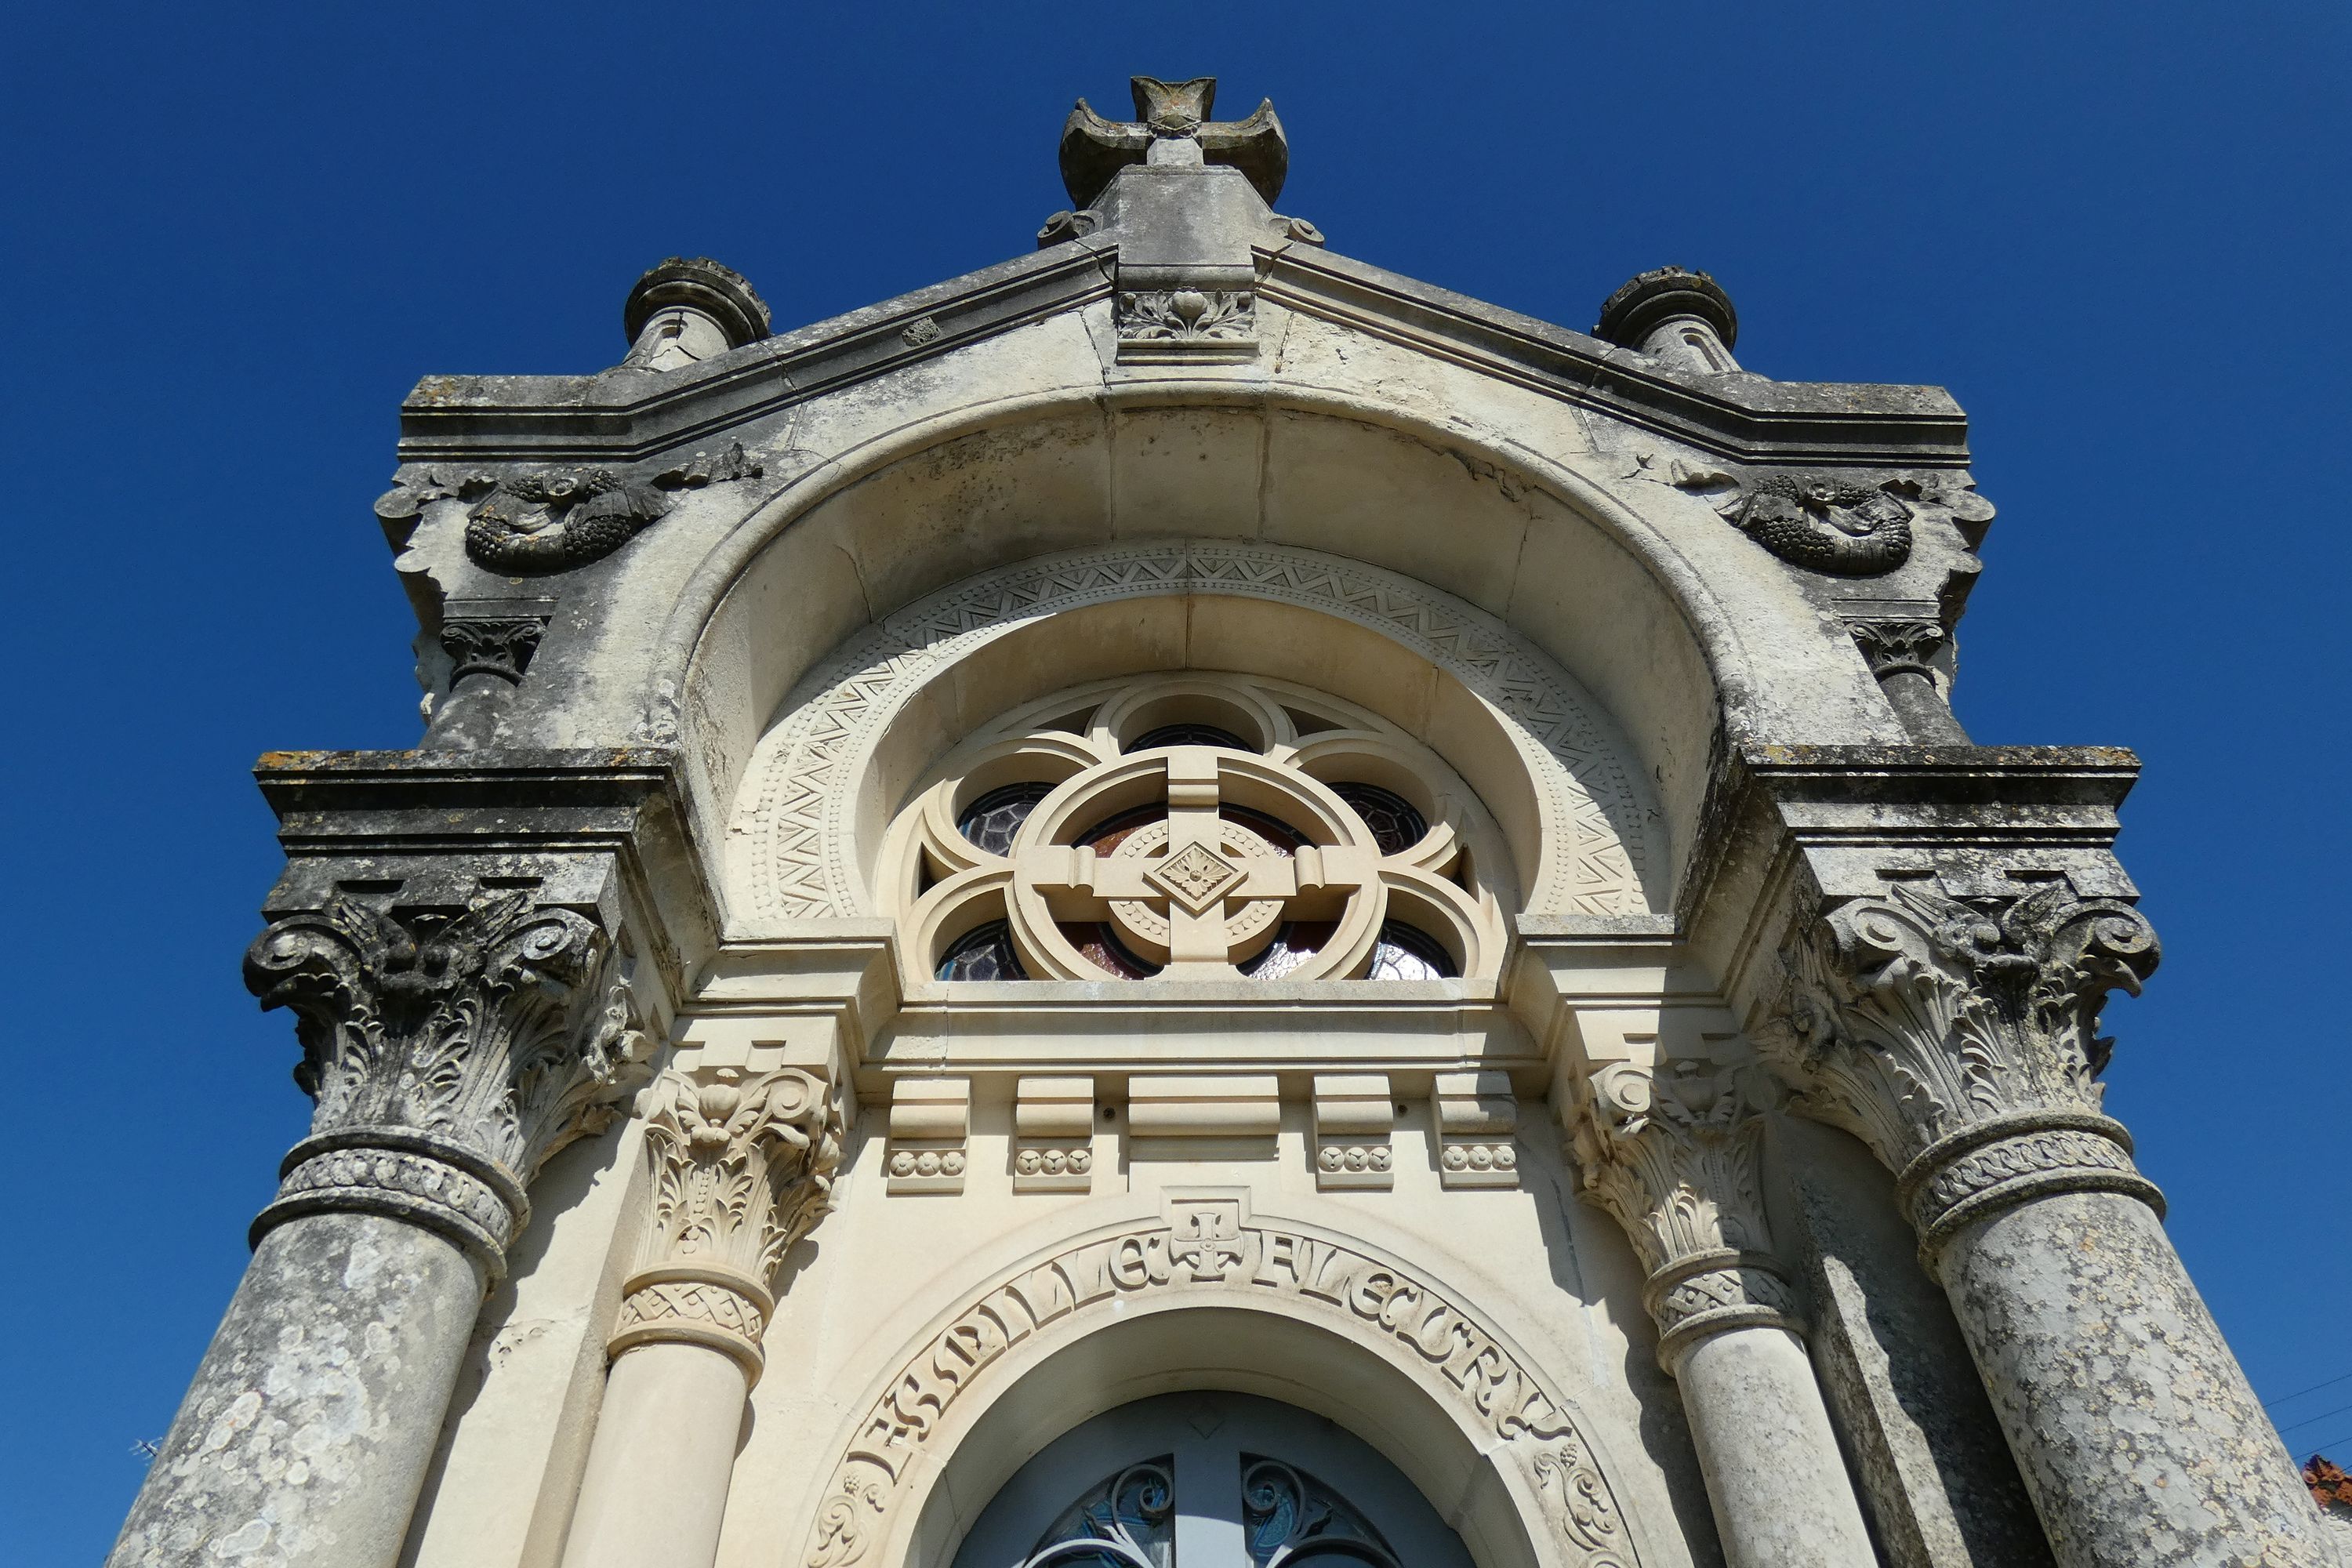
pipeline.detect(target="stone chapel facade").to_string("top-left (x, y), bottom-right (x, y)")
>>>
top-left (111, 78), bottom-right (2347, 1568)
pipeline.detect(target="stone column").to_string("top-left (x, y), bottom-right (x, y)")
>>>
top-left (1764, 878), bottom-right (2335, 1567)
top-left (109, 894), bottom-right (650, 1568)
top-left (1571, 1060), bottom-right (1877, 1568)
top-left (561, 1051), bottom-right (843, 1568)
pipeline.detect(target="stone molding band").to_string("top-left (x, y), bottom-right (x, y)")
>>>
top-left (254, 1127), bottom-right (528, 1278)
top-left (1896, 1111), bottom-right (2164, 1265)
top-left (1643, 1247), bottom-right (1805, 1373)
top-left (609, 1262), bottom-right (776, 1385)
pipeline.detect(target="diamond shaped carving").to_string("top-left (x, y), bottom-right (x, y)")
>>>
top-left (1147, 842), bottom-right (1243, 913)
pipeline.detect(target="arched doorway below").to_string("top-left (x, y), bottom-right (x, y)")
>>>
top-left (951, 1392), bottom-right (1475, 1568)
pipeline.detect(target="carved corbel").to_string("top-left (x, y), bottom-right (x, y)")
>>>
top-left (1759, 877), bottom-right (2163, 1269)
top-left (609, 1058), bottom-right (845, 1384)
top-left (242, 893), bottom-right (652, 1280)
top-left (374, 441), bottom-right (764, 577)
top-left (1568, 1060), bottom-right (1802, 1371)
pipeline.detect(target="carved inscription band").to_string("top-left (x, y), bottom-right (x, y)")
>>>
top-left (804, 1217), bottom-right (1636, 1568)
top-left (254, 1129), bottom-right (526, 1273)
top-left (1897, 1111), bottom-right (2163, 1259)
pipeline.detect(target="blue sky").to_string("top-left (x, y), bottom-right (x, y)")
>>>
top-left (5, 2), bottom-right (2347, 1557)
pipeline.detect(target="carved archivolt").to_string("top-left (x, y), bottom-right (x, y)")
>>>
top-left (802, 1204), bottom-right (1639, 1568)
top-left (731, 542), bottom-right (1660, 928)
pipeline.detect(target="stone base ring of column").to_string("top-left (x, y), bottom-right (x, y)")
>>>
top-left (1897, 1111), bottom-right (2165, 1269)
top-left (609, 1261), bottom-right (775, 1385)
top-left (254, 1127), bottom-right (527, 1281)
top-left (1644, 1248), bottom-right (1806, 1374)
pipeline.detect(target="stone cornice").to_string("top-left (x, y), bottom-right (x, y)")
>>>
top-left (1255, 245), bottom-right (1971, 467)
top-left (1681, 742), bottom-right (2143, 986)
top-left (253, 746), bottom-right (717, 1011)
top-left (394, 247), bottom-right (1114, 463)
top-left (387, 238), bottom-right (1968, 471)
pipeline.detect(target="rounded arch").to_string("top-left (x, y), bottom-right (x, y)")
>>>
top-left (637, 387), bottom-right (1887, 907)
top-left (721, 542), bottom-right (1664, 933)
top-left (922, 1318), bottom-right (1508, 1568)
top-left (795, 1203), bottom-right (1659, 1568)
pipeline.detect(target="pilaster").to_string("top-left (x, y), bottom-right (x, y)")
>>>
top-left (561, 1044), bottom-right (848, 1568)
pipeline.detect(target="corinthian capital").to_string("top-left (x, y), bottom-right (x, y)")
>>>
top-left (1569, 1060), bottom-right (1801, 1370)
top-left (1761, 878), bottom-right (2163, 1261)
top-left (243, 893), bottom-right (651, 1272)
top-left (610, 1062), bottom-right (845, 1382)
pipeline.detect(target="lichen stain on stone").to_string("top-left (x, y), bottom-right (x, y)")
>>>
top-left (212, 1517), bottom-right (273, 1557)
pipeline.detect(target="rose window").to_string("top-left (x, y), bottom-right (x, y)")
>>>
top-left (880, 674), bottom-right (1508, 983)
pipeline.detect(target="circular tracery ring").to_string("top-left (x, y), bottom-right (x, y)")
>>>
top-left (883, 674), bottom-right (1508, 983)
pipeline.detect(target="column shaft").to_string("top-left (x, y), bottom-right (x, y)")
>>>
top-left (561, 1343), bottom-right (750, 1568)
top-left (1675, 1323), bottom-right (1877, 1568)
top-left (108, 1213), bottom-right (486, 1568)
top-left (554, 1057), bottom-right (841, 1568)
top-left (1570, 1058), bottom-right (1877, 1567)
top-left (1939, 1190), bottom-right (2328, 1568)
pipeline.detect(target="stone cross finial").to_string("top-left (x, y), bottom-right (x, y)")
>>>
top-left (1060, 75), bottom-right (1288, 207)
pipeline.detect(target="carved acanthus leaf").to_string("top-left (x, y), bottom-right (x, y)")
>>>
top-left (1759, 879), bottom-right (2158, 1172)
top-left (439, 616), bottom-right (548, 686)
top-left (1116, 288), bottom-right (1255, 343)
top-left (1848, 619), bottom-right (1947, 681)
top-left (1671, 466), bottom-right (1915, 576)
top-left (1570, 1061), bottom-right (1773, 1273)
top-left (243, 893), bottom-right (653, 1185)
top-left (642, 1065), bottom-right (844, 1287)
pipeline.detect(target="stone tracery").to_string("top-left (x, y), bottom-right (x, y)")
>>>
top-left (877, 672), bottom-right (1510, 982)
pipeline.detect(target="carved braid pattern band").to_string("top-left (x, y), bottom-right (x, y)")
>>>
top-left (611, 1273), bottom-right (773, 1379)
top-left (1646, 1250), bottom-right (1802, 1370)
top-left (734, 542), bottom-right (1656, 924)
top-left (1899, 1112), bottom-right (2161, 1258)
top-left (257, 1134), bottom-right (523, 1265)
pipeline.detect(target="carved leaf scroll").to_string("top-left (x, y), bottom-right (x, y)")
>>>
top-left (1759, 879), bottom-right (2159, 1174)
top-left (376, 441), bottom-right (764, 576)
top-left (244, 892), bottom-right (651, 1185)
